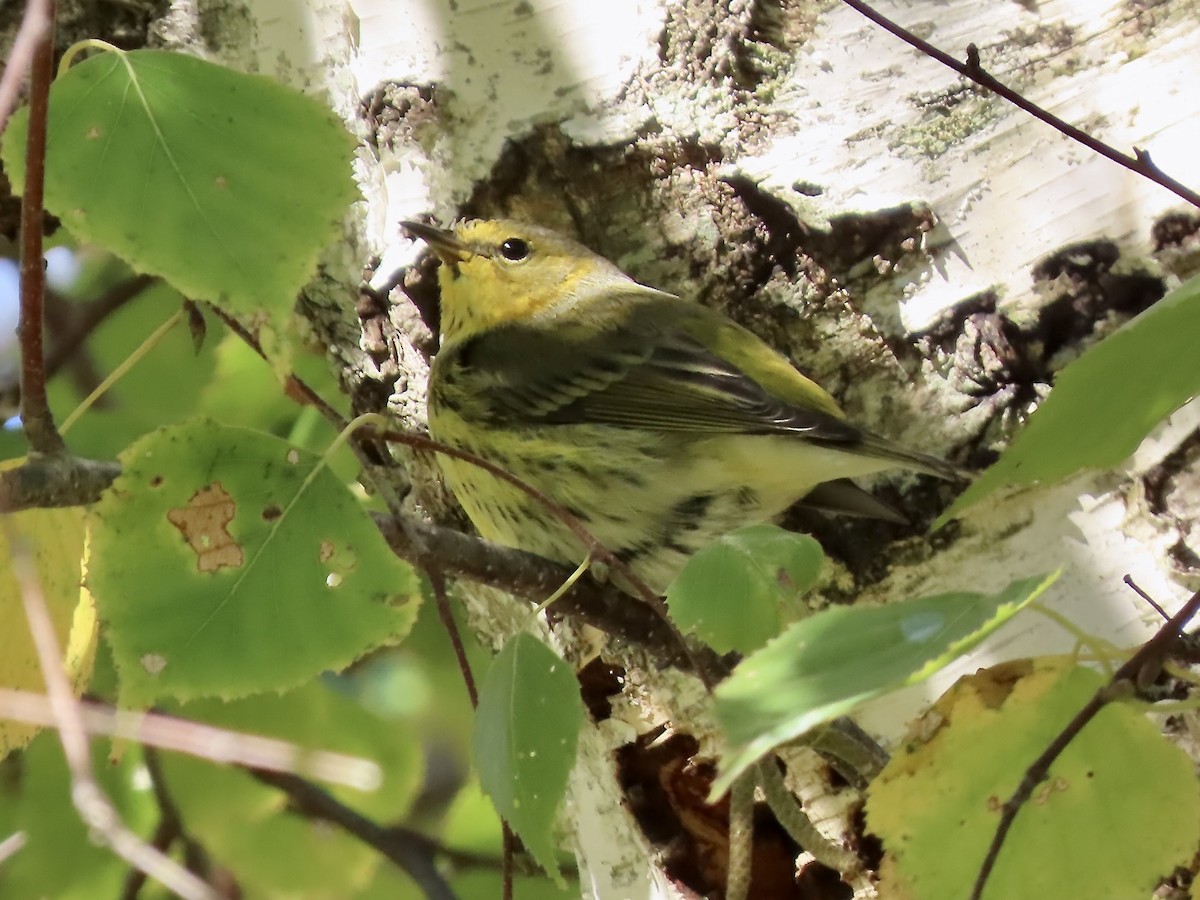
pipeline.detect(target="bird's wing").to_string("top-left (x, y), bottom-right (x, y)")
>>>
top-left (455, 298), bottom-right (864, 444)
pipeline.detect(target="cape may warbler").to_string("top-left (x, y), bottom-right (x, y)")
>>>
top-left (404, 219), bottom-right (960, 593)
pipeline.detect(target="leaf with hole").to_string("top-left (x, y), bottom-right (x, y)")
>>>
top-left (87, 418), bottom-right (420, 703)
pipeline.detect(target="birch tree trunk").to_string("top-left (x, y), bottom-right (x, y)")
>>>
top-left (60, 0), bottom-right (1200, 895)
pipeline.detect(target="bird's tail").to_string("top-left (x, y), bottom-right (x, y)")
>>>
top-left (854, 432), bottom-right (971, 481)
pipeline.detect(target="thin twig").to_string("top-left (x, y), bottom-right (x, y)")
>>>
top-left (1124, 573), bottom-right (1170, 622)
top-left (5, 524), bottom-right (218, 900)
top-left (121, 748), bottom-right (213, 900)
top-left (0, 687), bottom-right (381, 790)
top-left (204, 304), bottom-right (348, 428)
top-left (428, 567), bottom-right (507, 895)
top-left (429, 571), bottom-right (479, 707)
top-left (839, 0), bottom-right (1200, 211)
top-left (248, 769), bottom-right (460, 900)
top-left (501, 825), bottom-right (515, 900)
top-left (59, 308), bottom-right (184, 435)
top-left (0, 0), bottom-right (50, 137)
top-left (969, 584), bottom-right (1200, 900)
top-left (43, 289), bottom-right (112, 407)
top-left (17, 0), bottom-right (65, 453)
top-left (0, 832), bottom-right (28, 866)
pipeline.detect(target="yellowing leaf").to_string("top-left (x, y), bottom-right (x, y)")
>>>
top-left (868, 659), bottom-right (1200, 900)
top-left (0, 492), bottom-right (97, 756)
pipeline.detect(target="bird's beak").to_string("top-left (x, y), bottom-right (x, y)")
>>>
top-left (400, 221), bottom-right (470, 267)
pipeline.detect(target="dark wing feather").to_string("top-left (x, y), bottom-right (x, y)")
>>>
top-left (456, 319), bottom-right (863, 444)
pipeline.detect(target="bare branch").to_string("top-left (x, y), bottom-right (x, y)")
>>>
top-left (0, 453), bottom-right (120, 511)
top-left (248, 768), bottom-right (460, 900)
top-left (0, 0), bottom-right (49, 137)
top-left (372, 514), bottom-right (700, 668)
top-left (120, 748), bottom-right (214, 900)
top-left (840, 0), bottom-right (1200, 211)
top-left (0, 688), bottom-right (382, 790)
top-left (0, 832), bottom-right (27, 867)
top-left (501, 825), bottom-right (515, 900)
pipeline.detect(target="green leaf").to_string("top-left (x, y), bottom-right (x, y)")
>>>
top-left (711, 573), bottom-right (1057, 796)
top-left (472, 633), bottom-right (584, 882)
top-left (160, 681), bottom-right (423, 895)
top-left (87, 417), bottom-right (420, 703)
top-left (666, 524), bottom-right (823, 653)
top-left (0, 732), bottom-right (157, 898)
top-left (868, 660), bottom-right (1200, 900)
top-left (940, 273), bottom-right (1200, 524)
top-left (0, 48), bottom-right (356, 334)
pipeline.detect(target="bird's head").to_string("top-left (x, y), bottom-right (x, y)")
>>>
top-left (401, 219), bottom-right (658, 344)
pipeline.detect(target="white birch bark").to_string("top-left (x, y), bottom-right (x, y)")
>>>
top-left (158, 0), bottom-right (1200, 894)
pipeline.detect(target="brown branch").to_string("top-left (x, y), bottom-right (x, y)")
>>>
top-left (501, 826), bottom-right (515, 900)
top-left (0, 452), bottom-right (120, 511)
top-left (42, 289), bottom-right (111, 408)
top-left (839, 0), bottom-right (1200, 211)
top-left (371, 514), bottom-right (701, 669)
top-left (969, 583), bottom-right (1200, 900)
top-left (1123, 573), bottom-right (1170, 622)
top-left (248, 769), bottom-right (460, 900)
top-left (204, 304), bottom-right (349, 428)
top-left (121, 748), bottom-right (214, 900)
top-left (0, 0), bottom-right (50, 137)
top-left (16, 0), bottom-right (64, 453)
top-left (429, 570), bottom-right (480, 707)
top-left (429, 558), bottom-right (503, 900)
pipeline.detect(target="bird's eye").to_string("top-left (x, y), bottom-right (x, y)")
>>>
top-left (498, 237), bottom-right (531, 262)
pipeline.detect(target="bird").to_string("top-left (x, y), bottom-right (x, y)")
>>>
top-left (403, 218), bottom-right (962, 594)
